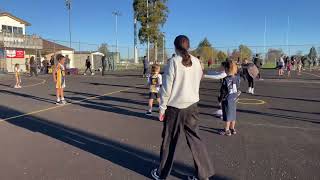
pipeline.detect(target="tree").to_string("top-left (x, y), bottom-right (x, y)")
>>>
top-left (229, 45), bottom-right (252, 62)
top-left (191, 38), bottom-right (217, 63)
top-left (239, 45), bottom-right (252, 60)
top-left (133, 0), bottom-right (169, 61)
top-left (266, 49), bottom-right (283, 63)
top-left (308, 47), bottom-right (318, 64)
top-left (217, 51), bottom-right (227, 61)
top-left (98, 43), bottom-right (108, 56)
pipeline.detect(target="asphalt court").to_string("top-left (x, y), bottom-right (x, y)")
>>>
top-left (0, 69), bottom-right (319, 180)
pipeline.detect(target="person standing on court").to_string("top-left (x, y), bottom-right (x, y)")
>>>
top-left (151, 35), bottom-right (214, 180)
top-left (253, 54), bottom-right (263, 79)
top-left (143, 55), bottom-right (149, 77)
top-left (29, 56), bottom-right (38, 77)
top-left (84, 56), bottom-right (94, 75)
top-left (101, 55), bottom-right (107, 76)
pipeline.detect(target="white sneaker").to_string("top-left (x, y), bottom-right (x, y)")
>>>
top-left (61, 100), bottom-right (67, 105)
top-left (151, 168), bottom-right (164, 180)
top-left (17, 85), bottom-right (22, 88)
top-left (251, 88), bottom-right (255, 94)
top-left (83, 73), bottom-right (87, 75)
top-left (91, 73), bottom-right (95, 75)
top-left (14, 85), bottom-right (19, 88)
top-left (247, 87), bottom-right (252, 94)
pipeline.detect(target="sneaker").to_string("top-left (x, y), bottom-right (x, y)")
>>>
top-left (61, 100), bottom-right (67, 105)
top-left (14, 85), bottom-right (19, 88)
top-left (220, 129), bottom-right (232, 136)
top-left (151, 168), bottom-right (164, 180)
top-left (146, 111), bottom-right (152, 116)
top-left (251, 88), bottom-right (255, 95)
top-left (18, 85), bottom-right (22, 88)
top-left (230, 129), bottom-right (237, 135)
top-left (91, 73), bottom-right (95, 76)
top-left (188, 176), bottom-right (198, 180)
top-left (56, 101), bottom-right (61, 105)
top-left (83, 73), bottom-right (87, 75)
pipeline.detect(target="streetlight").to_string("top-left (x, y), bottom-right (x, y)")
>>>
top-left (65, 0), bottom-right (72, 48)
top-left (112, 10), bottom-right (121, 64)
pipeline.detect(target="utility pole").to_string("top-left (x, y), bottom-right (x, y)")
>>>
top-left (65, 0), bottom-right (72, 48)
top-left (112, 11), bottom-right (122, 64)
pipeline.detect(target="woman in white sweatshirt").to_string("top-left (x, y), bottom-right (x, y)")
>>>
top-left (151, 35), bottom-right (214, 180)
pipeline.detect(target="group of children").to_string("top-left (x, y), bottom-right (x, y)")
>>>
top-left (144, 57), bottom-right (260, 136)
top-left (277, 55), bottom-right (303, 77)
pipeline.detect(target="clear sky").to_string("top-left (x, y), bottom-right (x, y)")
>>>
top-left (1, 0), bottom-right (320, 50)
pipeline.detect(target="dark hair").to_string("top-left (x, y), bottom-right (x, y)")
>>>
top-left (174, 35), bottom-right (192, 67)
top-left (56, 54), bottom-right (65, 62)
top-left (197, 56), bottom-right (201, 59)
top-left (151, 64), bottom-right (160, 74)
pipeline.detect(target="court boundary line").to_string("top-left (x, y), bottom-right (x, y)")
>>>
top-left (242, 122), bottom-right (320, 131)
top-left (237, 98), bottom-right (266, 105)
top-left (301, 71), bottom-right (320, 78)
top-left (0, 77), bottom-right (46, 91)
top-left (0, 85), bottom-right (143, 123)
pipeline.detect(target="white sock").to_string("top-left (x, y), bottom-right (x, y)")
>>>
top-left (61, 97), bottom-right (65, 101)
top-left (57, 97), bottom-right (61, 102)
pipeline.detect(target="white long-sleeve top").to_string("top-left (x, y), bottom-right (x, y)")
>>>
top-left (159, 55), bottom-right (203, 114)
top-left (204, 71), bottom-right (227, 80)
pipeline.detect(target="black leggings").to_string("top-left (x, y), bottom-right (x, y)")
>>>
top-left (247, 75), bottom-right (254, 88)
top-left (85, 66), bottom-right (92, 74)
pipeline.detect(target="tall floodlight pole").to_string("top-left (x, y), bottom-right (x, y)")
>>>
top-left (162, 32), bottom-right (165, 64)
top-left (264, 16), bottom-right (267, 64)
top-left (286, 16), bottom-right (290, 56)
top-left (65, 0), bottom-right (72, 48)
top-left (112, 11), bottom-right (122, 63)
top-left (134, 16), bottom-right (138, 63)
top-left (146, 0), bottom-right (150, 61)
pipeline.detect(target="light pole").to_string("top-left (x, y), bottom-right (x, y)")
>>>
top-left (65, 0), bottom-right (72, 48)
top-left (112, 11), bottom-right (122, 64)
top-left (146, 0), bottom-right (150, 62)
top-left (134, 16), bottom-right (138, 63)
top-left (162, 32), bottom-right (165, 64)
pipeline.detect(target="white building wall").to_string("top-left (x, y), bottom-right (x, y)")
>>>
top-left (0, 16), bottom-right (26, 34)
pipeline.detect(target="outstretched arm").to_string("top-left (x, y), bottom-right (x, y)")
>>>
top-left (204, 71), bottom-right (227, 80)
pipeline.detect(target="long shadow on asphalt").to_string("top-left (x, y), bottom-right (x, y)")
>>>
top-left (0, 89), bottom-right (56, 104)
top-left (254, 94), bottom-right (320, 103)
top-left (270, 108), bottom-right (320, 115)
top-left (0, 105), bottom-right (231, 180)
top-left (81, 82), bottom-right (148, 90)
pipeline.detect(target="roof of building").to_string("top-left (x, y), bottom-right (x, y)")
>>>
top-left (42, 39), bottom-right (74, 51)
top-left (0, 12), bottom-right (31, 26)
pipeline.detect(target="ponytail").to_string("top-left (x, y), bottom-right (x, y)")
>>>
top-left (174, 35), bottom-right (192, 67)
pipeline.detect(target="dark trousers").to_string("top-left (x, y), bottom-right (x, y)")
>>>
top-left (247, 75), bottom-right (254, 88)
top-left (85, 66), bottom-right (92, 74)
top-left (102, 66), bottom-right (106, 76)
top-left (143, 68), bottom-right (148, 75)
top-left (158, 104), bottom-right (214, 180)
top-left (30, 67), bottom-right (38, 77)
